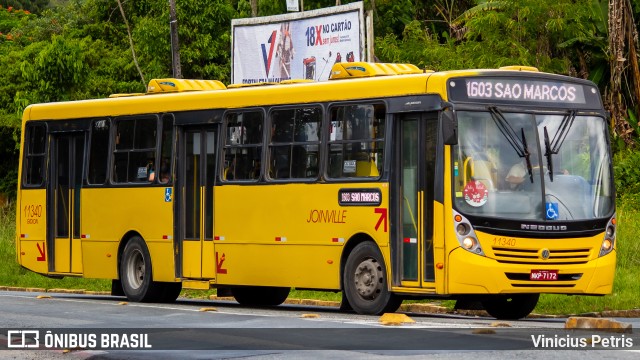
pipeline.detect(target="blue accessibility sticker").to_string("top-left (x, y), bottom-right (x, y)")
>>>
top-left (165, 188), bottom-right (173, 202)
top-left (546, 202), bottom-right (559, 220)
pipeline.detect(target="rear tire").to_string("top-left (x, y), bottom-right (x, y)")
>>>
top-left (120, 236), bottom-right (159, 302)
top-left (343, 242), bottom-right (402, 315)
top-left (231, 286), bottom-right (290, 306)
top-left (481, 294), bottom-right (539, 320)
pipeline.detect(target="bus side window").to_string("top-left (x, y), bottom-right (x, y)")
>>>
top-left (113, 117), bottom-right (158, 183)
top-left (327, 104), bottom-right (385, 179)
top-left (158, 115), bottom-right (174, 184)
top-left (23, 123), bottom-right (47, 187)
top-left (88, 119), bottom-right (110, 185)
top-left (224, 111), bottom-right (263, 181)
top-left (269, 106), bottom-right (321, 180)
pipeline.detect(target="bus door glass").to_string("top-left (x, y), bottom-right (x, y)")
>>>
top-left (394, 113), bottom-right (437, 286)
top-left (178, 126), bottom-right (217, 279)
top-left (48, 132), bottom-right (85, 274)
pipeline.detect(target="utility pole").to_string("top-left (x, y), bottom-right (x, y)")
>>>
top-left (169, 0), bottom-right (182, 79)
top-left (250, 0), bottom-right (257, 17)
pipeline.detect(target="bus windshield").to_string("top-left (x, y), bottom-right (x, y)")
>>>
top-left (453, 110), bottom-right (614, 221)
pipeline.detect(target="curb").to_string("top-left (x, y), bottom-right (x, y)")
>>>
top-left (565, 316), bottom-right (633, 333)
top-left (2, 287), bottom-right (639, 319)
top-left (0, 286), bottom-right (111, 295)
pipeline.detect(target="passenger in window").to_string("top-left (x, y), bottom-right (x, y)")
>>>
top-left (159, 159), bottom-right (170, 183)
top-left (147, 161), bottom-right (155, 182)
top-left (225, 157), bottom-right (236, 180)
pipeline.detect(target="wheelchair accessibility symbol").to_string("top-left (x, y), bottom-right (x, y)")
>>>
top-left (546, 202), bottom-right (559, 220)
top-left (165, 188), bottom-right (173, 202)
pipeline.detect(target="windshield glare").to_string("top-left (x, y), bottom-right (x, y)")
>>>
top-left (453, 110), bottom-right (614, 221)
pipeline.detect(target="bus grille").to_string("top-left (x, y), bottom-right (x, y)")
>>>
top-left (492, 246), bottom-right (592, 265)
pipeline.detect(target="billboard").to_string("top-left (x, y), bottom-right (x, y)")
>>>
top-left (231, 2), bottom-right (364, 84)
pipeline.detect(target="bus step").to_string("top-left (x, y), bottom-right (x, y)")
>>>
top-left (182, 279), bottom-right (212, 290)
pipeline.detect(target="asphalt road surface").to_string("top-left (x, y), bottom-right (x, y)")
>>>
top-left (0, 290), bottom-right (638, 359)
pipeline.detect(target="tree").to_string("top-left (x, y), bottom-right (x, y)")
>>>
top-left (607, 0), bottom-right (639, 147)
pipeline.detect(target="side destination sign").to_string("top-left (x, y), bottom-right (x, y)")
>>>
top-left (339, 188), bottom-right (382, 206)
top-left (447, 77), bottom-right (602, 109)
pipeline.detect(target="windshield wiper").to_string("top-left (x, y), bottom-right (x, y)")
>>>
top-left (488, 106), bottom-right (533, 183)
top-left (543, 110), bottom-right (577, 181)
top-left (520, 127), bottom-right (533, 183)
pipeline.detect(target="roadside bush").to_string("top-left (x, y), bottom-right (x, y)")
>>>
top-left (613, 149), bottom-right (640, 196)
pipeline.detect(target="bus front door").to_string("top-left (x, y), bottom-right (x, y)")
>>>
top-left (48, 133), bottom-right (85, 274)
top-left (177, 127), bottom-right (217, 279)
top-left (393, 113), bottom-right (437, 288)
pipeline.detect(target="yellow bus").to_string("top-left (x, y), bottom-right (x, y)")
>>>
top-left (16, 62), bottom-right (616, 319)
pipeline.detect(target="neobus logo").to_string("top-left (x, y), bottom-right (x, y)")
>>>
top-left (521, 224), bottom-right (568, 231)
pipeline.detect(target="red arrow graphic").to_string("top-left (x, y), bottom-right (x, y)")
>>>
top-left (216, 252), bottom-right (227, 274)
top-left (36, 242), bottom-right (46, 261)
top-left (374, 208), bottom-right (388, 232)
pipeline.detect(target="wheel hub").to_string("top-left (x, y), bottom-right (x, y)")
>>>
top-left (354, 259), bottom-right (383, 299)
top-left (126, 249), bottom-right (145, 290)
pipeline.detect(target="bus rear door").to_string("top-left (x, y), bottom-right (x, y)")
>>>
top-left (176, 126), bottom-right (217, 279)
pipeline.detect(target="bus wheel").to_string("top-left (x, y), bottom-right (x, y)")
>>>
top-left (231, 286), bottom-right (290, 306)
top-left (481, 294), bottom-right (539, 320)
top-left (120, 236), bottom-right (158, 302)
top-left (343, 242), bottom-right (402, 315)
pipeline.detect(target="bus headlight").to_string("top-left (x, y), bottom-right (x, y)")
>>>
top-left (457, 223), bottom-right (470, 236)
top-left (462, 237), bottom-right (475, 249)
top-left (453, 211), bottom-right (485, 256)
top-left (599, 215), bottom-right (616, 257)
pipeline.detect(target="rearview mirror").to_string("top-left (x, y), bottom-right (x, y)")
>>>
top-left (441, 108), bottom-right (458, 145)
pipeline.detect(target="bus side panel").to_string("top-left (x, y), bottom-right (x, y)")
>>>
top-left (213, 183), bottom-right (389, 289)
top-left (17, 189), bottom-right (48, 274)
top-left (213, 244), bottom-right (340, 288)
top-left (80, 188), bottom-right (175, 281)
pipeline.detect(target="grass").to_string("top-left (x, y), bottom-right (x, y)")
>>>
top-left (1, 198), bottom-right (638, 315)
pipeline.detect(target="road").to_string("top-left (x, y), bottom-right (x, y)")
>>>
top-left (0, 290), bottom-right (638, 359)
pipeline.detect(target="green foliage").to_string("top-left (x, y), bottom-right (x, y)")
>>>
top-left (0, 0), bottom-right (48, 14)
top-left (0, 0), bottom-right (637, 202)
top-left (613, 148), bottom-right (640, 196)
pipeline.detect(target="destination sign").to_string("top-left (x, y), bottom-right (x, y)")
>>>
top-left (448, 77), bottom-right (602, 109)
top-left (338, 188), bottom-right (382, 206)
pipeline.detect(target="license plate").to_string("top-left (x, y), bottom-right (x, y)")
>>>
top-left (530, 270), bottom-right (558, 281)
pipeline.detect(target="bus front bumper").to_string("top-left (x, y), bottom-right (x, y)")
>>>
top-left (446, 247), bottom-right (616, 295)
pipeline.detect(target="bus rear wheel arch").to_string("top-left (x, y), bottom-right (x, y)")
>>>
top-left (481, 293), bottom-right (540, 320)
top-left (343, 241), bottom-right (402, 315)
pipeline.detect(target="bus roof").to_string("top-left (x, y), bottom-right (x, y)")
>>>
top-left (23, 62), bottom-right (600, 122)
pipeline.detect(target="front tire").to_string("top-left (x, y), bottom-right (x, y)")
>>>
top-left (481, 294), bottom-right (539, 320)
top-left (343, 242), bottom-right (402, 315)
top-left (120, 236), bottom-right (159, 302)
